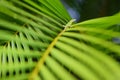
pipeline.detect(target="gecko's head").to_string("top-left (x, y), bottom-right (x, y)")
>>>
top-left (72, 19), bottom-right (76, 22)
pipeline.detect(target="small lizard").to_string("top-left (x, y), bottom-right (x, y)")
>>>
top-left (63, 19), bottom-right (76, 29)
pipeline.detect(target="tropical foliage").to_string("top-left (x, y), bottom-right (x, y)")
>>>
top-left (0, 0), bottom-right (120, 80)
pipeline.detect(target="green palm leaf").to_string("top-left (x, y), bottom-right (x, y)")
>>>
top-left (0, 0), bottom-right (120, 80)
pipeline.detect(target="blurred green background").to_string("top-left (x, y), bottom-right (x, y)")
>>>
top-left (61, 0), bottom-right (120, 22)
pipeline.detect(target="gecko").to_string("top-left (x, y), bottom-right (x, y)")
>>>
top-left (64, 19), bottom-right (76, 29)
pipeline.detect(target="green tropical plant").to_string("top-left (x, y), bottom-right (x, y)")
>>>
top-left (0, 0), bottom-right (120, 80)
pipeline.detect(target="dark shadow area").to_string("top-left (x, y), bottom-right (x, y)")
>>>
top-left (61, 0), bottom-right (120, 22)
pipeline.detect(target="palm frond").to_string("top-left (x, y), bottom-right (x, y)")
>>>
top-left (0, 0), bottom-right (120, 80)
